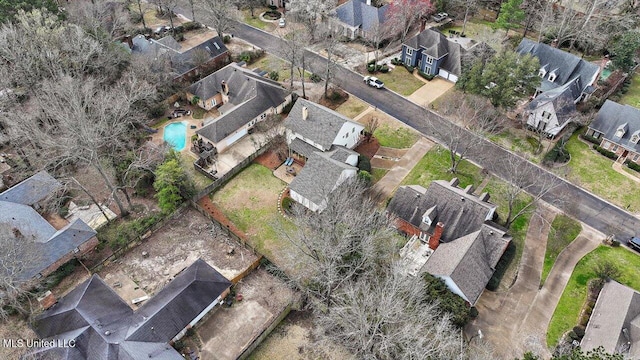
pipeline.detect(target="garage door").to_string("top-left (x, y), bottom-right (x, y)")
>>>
top-left (438, 69), bottom-right (458, 83)
top-left (224, 127), bottom-right (248, 147)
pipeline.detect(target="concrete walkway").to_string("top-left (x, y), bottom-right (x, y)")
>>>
top-left (372, 137), bottom-right (433, 200)
top-left (468, 204), bottom-right (603, 358)
top-left (612, 161), bottom-right (640, 184)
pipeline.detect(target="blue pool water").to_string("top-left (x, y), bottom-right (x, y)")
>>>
top-left (163, 122), bottom-right (187, 151)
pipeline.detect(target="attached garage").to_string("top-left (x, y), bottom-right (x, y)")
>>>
top-left (438, 69), bottom-right (459, 83)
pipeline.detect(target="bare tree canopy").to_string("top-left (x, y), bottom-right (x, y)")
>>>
top-left (198, 0), bottom-right (237, 36)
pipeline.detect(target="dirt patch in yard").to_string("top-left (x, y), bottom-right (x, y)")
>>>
top-left (198, 268), bottom-right (294, 360)
top-left (354, 137), bottom-right (380, 159)
top-left (254, 149), bottom-right (284, 170)
top-left (0, 316), bottom-right (37, 360)
top-left (318, 89), bottom-right (349, 110)
top-left (97, 207), bottom-right (258, 295)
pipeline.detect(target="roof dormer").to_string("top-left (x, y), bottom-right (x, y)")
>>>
top-left (631, 130), bottom-right (640, 144)
top-left (548, 69), bottom-right (558, 83)
top-left (422, 206), bottom-right (437, 226)
top-left (538, 65), bottom-right (547, 78)
top-left (615, 123), bottom-right (628, 138)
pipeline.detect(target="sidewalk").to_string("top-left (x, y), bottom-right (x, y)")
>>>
top-left (371, 137), bottom-right (433, 200)
top-left (612, 161), bottom-right (640, 184)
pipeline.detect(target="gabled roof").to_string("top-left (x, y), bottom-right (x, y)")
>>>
top-left (590, 100), bottom-right (640, 153)
top-left (284, 99), bottom-right (364, 150)
top-left (194, 64), bottom-right (289, 144)
top-left (0, 170), bottom-right (60, 206)
top-left (387, 180), bottom-right (497, 242)
top-left (132, 34), bottom-right (228, 77)
top-left (423, 224), bottom-right (510, 305)
top-left (516, 38), bottom-right (599, 98)
top-left (335, 0), bottom-right (389, 31)
top-left (581, 281), bottom-right (640, 357)
top-left (527, 82), bottom-right (577, 134)
top-left (30, 259), bottom-right (231, 360)
top-left (404, 29), bottom-right (450, 59)
top-left (289, 150), bottom-right (358, 208)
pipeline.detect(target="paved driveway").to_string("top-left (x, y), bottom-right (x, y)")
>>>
top-left (407, 78), bottom-right (454, 106)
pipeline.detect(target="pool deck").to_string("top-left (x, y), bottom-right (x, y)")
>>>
top-left (151, 116), bottom-right (202, 154)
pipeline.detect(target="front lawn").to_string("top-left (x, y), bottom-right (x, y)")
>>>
top-left (547, 246), bottom-right (640, 347)
top-left (242, 8), bottom-right (273, 31)
top-left (371, 168), bottom-right (389, 184)
top-left (335, 96), bottom-right (369, 119)
top-left (401, 145), bottom-right (484, 189)
top-left (541, 215), bottom-right (582, 286)
top-left (374, 124), bottom-right (419, 149)
top-left (251, 54), bottom-right (309, 83)
top-left (620, 69), bottom-right (640, 108)
top-left (372, 68), bottom-right (424, 96)
top-left (562, 131), bottom-right (640, 213)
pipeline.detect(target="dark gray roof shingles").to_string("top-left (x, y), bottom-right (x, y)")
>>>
top-left (590, 100), bottom-right (640, 153)
top-left (0, 170), bottom-right (61, 206)
top-left (335, 0), bottom-right (389, 31)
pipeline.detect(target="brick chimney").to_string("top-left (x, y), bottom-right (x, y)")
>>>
top-left (221, 80), bottom-right (229, 95)
top-left (38, 291), bottom-right (56, 310)
top-left (429, 222), bottom-right (444, 250)
top-left (465, 184), bottom-right (474, 194)
top-left (302, 106), bottom-right (308, 120)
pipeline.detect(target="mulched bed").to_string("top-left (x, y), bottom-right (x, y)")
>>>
top-left (254, 149), bottom-right (283, 170)
top-left (354, 137), bottom-right (380, 159)
top-left (318, 89), bottom-right (349, 110)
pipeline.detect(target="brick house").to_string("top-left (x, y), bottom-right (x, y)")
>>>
top-left (587, 100), bottom-right (640, 164)
top-left (387, 179), bottom-right (511, 305)
top-left (0, 171), bottom-right (98, 280)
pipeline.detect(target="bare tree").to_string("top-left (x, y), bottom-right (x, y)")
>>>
top-left (387, 0), bottom-right (434, 43)
top-left (133, 0), bottom-right (148, 29)
top-left (0, 223), bottom-right (42, 322)
top-left (365, 22), bottom-right (393, 67)
top-left (288, 0), bottom-right (337, 41)
top-left (198, 0), bottom-right (237, 37)
top-left (165, 0), bottom-right (180, 35)
top-left (66, 0), bottom-right (132, 39)
top-left (432, 95), bottom-right (504, 174)
top-left (316, 27), bottom-right (342, 98)
top-left (365, 117), bottom-right (380, 142)
top-left (239, 0), bottom-right (262, 17)
top-left (279, 28), bottom-right (310, 90)
top-left (494, 156), bottom-right (564, 228)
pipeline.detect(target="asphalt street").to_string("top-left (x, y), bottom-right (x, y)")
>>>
top-left (171, 3), bottom-right (640, 242)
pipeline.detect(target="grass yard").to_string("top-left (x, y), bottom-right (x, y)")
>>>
top-left (242, 8), bottom-right (274, 31)
top-left (373, 68), bottom-right (424, 96)
top-left (192, 108), bottom-right (206, 120)
top-left (178, 152), bottom-right (211, 190)
top-left (211, 164), bottom-right (297, 268)
top-left (401, 145), bottom-right (485, 189)
top-left (374, 124), bottom-right (420, 149)
top-left (252, 54), bottom-right (310, 83)
top-left (620, 69), bottom-right (640, 108)
top-left (371, 168), bottom-right (389, 184)
top-left (488, 130), bottom-right (544, 164)
top-left (547, 246), bottom-right (640, 347)
top-left (540, 215), bottom-right (582, 286)
top-left (562, 132), bottom-right (640, 213)
top-left (335, 96), bottom-right (369, 119)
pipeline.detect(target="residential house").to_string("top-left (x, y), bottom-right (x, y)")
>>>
top-left (387, 179), bottom-right (511, 305)
top-left (28, 259), bottom-right (232, 359)
top-left (401, 28), bottom-right (492, 83)
top-left (581, 280), bottom-right (640, 357)
top-left (283, 98), bottom-right (364, 160)
top-left (0, 171), bottom-right (98, 280)
top-left (131, 34), bottom-right (230, 82)
top-left (586, 100), bottom-right (640, 165)
top-left (289, 149), bottom-right (359, 212)
top-left (517, 38), bottom-right (600, 137)
top-left (189, 63), bottom-right (292, 153)
top-left (331, 0), bottom-right (390, 40)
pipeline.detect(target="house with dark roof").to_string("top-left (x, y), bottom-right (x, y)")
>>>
top-left (400, 28), bottom-right (483, 83)
top-left (289, 149), bottom-right (359, 212)
top-left (331, 0), bottom-right (390, 40)
top-left (131, 34), bottom-right (230, 82)
top-left (0, 171), bottom-right (98, 280)
top-left (388, 179), bottom-right (511, 305)
top-left (284, 98), bottom-right (364, 159)
top-left (586, 100), bottom-right (640, 165)
top-left (190, 63), bottom-right (292, 153)
top-left (581, 280), bottom-right (640, 357)
top-left (524, 82), bottom-right (577, 138)
top-left (517, 39), bottom-right (600, 137)
top-left (28, 259), bottom-right (232, 360)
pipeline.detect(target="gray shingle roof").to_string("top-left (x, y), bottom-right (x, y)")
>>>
top-left (527, 82), bottom-right (576, 132)
top-left (335, 0), bottom-right (389, 31)
top-left (387, 180), bottom-right (497, 242)
top-left (30, 259), bottom-right (231, 360)
top-left (289, 150), bottom-right (358, 207)
top-left (581, 280), bottom-right (640, 357)
top-left (516, 38), bottom-right (599, 99)
top-left (132, 34), bottom-right (228, 77)
top-left (0, 170), bottom-right (61, 206)
top-left (284, 99), bottom-right (363, 150)
top-left (289, 137), bottom-right (321, 158)
top-left (423, 224), bottom-right (510, 305)
top-left (404, 29), bottom-right (450, 59)
top-left (590, 100), bottom-right (640, 153)
top-left (194, 64), bottom-right (289, 144)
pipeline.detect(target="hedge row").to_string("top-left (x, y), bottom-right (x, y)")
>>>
top-left (592, 145), bottom-right (618, 159)
top-left (418, 71), bottom-right (434, 81)
top-left (626, 160), bottom-right (640, 173)
top-left (580, 133), bottom-right (601, 145)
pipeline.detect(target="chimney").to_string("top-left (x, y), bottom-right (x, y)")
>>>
top-left (420, 18), bottom-right (427, 32)
top-left (221, 80), bottom-right (229, 95)
top-left (38, 291), bottom-right (56, 310)
top-left (449, 178), bottom-right (459, 187)
top-left (366, 0), bottom-right (371, 5)
top-left (302, 106), bottom-right (308, 120)
top-left (429, 222), bottom-right (444, 250)
top-left (479, 192), bottom-right (490, 202)
top-left (464, 184), bottom-right (474, 194)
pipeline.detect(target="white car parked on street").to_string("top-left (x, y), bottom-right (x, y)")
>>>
top-left (363, 76), bottom-right (384, 89)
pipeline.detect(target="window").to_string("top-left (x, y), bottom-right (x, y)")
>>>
top-left (548, 72), bottom-right (557, 82)
top-left (634, 153), bottom-right (640, 162)
top-left (260, 113), bottom-right (267, 119)
top-left (210, 98), bottom-right (217, 107)
top-left (406, 47), bottom-right (413, 56)
top-left (352, 127), bottom-right (355, 133)
top-left (632, 134), bottom-right (640, 144)
top-left (426, 56), bottom-right (433, 64)
top-left (73, 247), bottom-right (80, 254)
top-left (541, 111), bottom-right (552, 120)
top-left (602, 141), bottom-right (610, 149)
top-left (612, 144), bottom-right (619, 152)
top-left (538, 68), bottom-right (546, 78)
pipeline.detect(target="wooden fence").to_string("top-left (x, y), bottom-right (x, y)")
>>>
top-left (237, 302), bottom-right (293, 360)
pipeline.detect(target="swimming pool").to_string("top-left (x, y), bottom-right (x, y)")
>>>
top-left (163, 122), bottom-right (187, 151)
